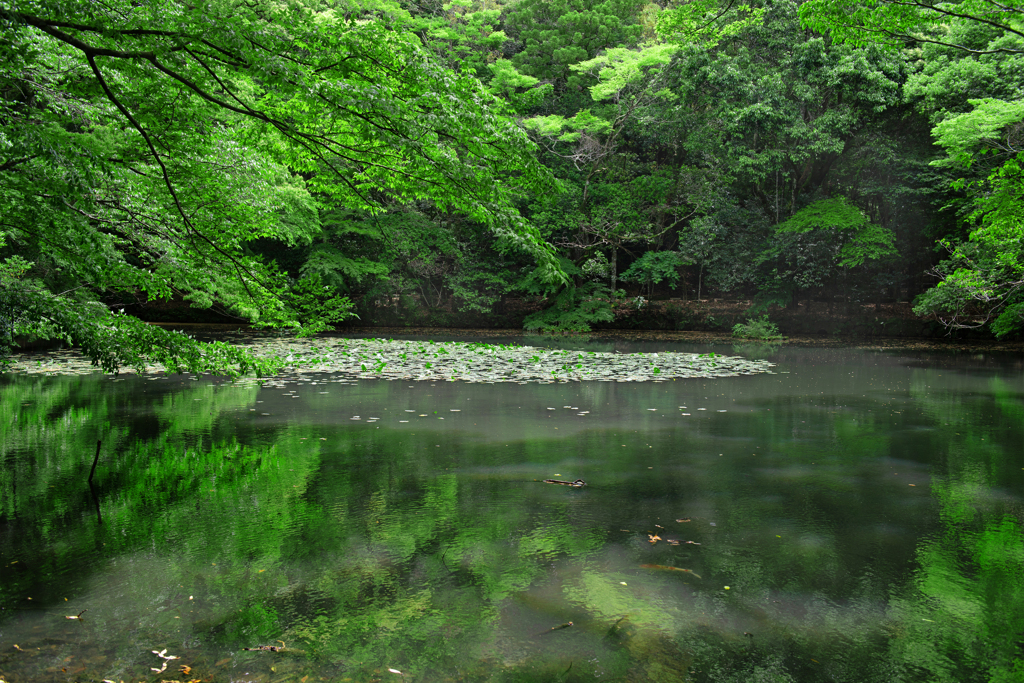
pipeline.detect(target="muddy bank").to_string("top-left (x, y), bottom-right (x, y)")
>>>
top-left (344, 297), bottom-right (1015, 342)
top-left (115, 322), bottom-right (1024, 353)
top-left (18, 297), bottom-right (1015, 355)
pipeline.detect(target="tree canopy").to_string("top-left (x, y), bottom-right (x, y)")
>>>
top-left (800, 0), bottom-right (1024, 336)
top-left (0, 0), bottom-right (559, 373)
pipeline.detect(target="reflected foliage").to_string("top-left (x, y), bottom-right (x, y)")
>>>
top-left (1, 352), bottom-right (1022, 681)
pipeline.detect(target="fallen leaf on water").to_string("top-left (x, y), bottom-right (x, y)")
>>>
top-left (676, 518), bottom-right (691, 523)
top-left (667, 540), bottom-right (680, 545)
top-left (648, 534), bottom-right (662, 543)
top-left (685, 540), bottom-right (701, 545)
top-left (388, 668), bottom-right (403, 674)
top-left (215, 658), bottom-right (231, 667)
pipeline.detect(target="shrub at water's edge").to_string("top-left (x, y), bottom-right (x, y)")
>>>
top-left (732, 315), bottom-right (783, 341)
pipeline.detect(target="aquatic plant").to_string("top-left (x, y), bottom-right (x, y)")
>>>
top-left (6, 336), bottom-right (775, 383)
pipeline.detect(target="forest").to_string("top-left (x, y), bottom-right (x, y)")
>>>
top-left (2, 0), bottom-right (1023, 373)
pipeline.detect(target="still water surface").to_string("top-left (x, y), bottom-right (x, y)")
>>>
top-left (1, 337), bottom-right (1022, 682)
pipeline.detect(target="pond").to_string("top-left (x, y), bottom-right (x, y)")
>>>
top-left (1, 335), bottom-right (1022, 683)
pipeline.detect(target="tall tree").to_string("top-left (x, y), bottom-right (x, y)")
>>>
top-left (0, 0), bottom-right (559, 373)
top-left (800, 0), bottom-right (1024, 335)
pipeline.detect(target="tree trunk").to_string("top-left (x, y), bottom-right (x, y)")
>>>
top-left (610, 248), bottom-right (618, 294)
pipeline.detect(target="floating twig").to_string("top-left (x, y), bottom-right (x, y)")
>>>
top-left (543, 479), bottom-right (586, 487)
top-left (65, 609), bottom-right (88, 620)
top-left (244, 640), bottom-right (287, 652)
top-left (538, 621), bottom-right (573, 635)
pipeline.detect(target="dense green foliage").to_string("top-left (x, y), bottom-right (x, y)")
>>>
top-left (4, 0), bottom-right (1024, 374)
top-left (799, 0), bottom-right (1024, 334)
top-left (0, 0), bottom-right (557, 372)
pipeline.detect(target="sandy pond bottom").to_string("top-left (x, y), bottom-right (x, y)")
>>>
top-left (1, 336), bottom-right (1022, 683)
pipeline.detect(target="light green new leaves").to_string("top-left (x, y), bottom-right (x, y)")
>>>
top-left (523, 110), bottom-right (613, 142)
top-left (776, 197), bottom-right (872, 234)
top-left (570, 44), bottom-right (680, 101)
top-left (913, 99), bottom-right (1024, 337)
top-left (931, 98), bottom-right (1024, 169)
top-left (657, 0), bottom-right (766, 46)
top-left (487, 60), bottom-right (554, 111)
top-left (777, 197), bottom-right (896, 267)
top-left (798, 0), bottom-right (1024, 54)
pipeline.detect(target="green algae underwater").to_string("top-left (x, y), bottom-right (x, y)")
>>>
top-left (1, 337), bottom-right (1022, 682)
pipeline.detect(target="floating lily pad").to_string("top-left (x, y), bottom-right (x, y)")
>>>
top-left (6, 337), bottom-right (774, 383)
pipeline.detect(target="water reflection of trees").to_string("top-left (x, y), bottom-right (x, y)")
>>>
top-left (0, 371), bottom-right (1021, 681)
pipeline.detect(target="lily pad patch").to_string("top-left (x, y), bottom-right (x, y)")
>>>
top-left (7, 337), bottom-right (774, 383)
